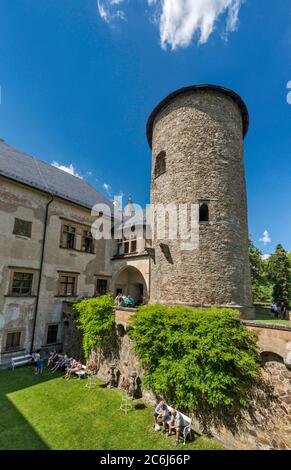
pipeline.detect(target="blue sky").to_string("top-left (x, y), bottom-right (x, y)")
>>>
top-left (0, 0), bottom-right (290, 254)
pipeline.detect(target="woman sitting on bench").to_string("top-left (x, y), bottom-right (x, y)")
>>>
top-left (63, 359), bottom-right (82, 380)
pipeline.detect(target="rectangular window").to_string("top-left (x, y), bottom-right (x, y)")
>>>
top-left (117, 242), bottom-right (123, 255)
top-left (61, 225), bottom-right (75, 249)
top-left (82, 230), bottom-right (94, 253)
top-left (123, 241), bottom-right (129, 254)
top-left (11, 272), bottom-right (33, 296)
top-left (13, 218), bottom-right (32, 237)
top-left (96, 279), bottom-right (108, 296)
top-left (59, 274), bottom-right (77, 297)
top-left (46, 324), bottom-right (58, 345)
top-left (5, 332), bottom-right (21, 352)
top-left (131, 240), bottom-right (137, 253)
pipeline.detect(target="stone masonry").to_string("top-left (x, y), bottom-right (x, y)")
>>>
top-left (148, 86), bottom-right (253, 313)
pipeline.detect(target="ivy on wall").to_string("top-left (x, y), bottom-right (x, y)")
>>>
top-left (74, 295), bottom-right (115, 360)
top-left (129, 304), bottom-right (260, 413)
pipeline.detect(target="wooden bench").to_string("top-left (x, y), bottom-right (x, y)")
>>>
top-left (11, 354), bottom-right (32, 370)
top-left (167, 406), bottom-right (193, 445)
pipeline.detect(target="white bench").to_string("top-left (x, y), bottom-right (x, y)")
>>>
top-left (11, 354), bottom-right (32, 370)
top-left (167, 406), bottom-right (193, 445)
top-left (75, 364), bottom-right (87, 379)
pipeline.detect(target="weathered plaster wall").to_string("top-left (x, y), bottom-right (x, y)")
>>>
top-left (0, 177), bottom-right (113, 365)
top-left (0, 178), bottom-right (48, 362)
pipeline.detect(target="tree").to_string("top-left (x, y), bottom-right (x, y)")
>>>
top-left (129, 305), bottom-right (260, 414)
top-left (249, 238), bottom-right (272, 303)
top-left (74, 295), bottom-right (115, 362)
top-left (267, 245), bottom-right (291, 305)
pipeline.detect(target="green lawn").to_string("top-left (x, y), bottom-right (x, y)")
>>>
top-left (0, 366), bottom-right (222, 450)
top-left (253, 312), bottom-right (291, 327)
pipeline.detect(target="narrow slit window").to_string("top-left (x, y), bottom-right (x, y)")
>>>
top-left (154, 151), bottom-right (166, 178)
top-left (199, 203), bottom-right (209, 223)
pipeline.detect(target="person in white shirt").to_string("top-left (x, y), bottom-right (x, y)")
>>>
top-left (167, 408), bottom-right (186, 447)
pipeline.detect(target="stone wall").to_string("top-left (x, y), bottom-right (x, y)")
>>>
top-left (201, 361), bottom-right (291, 450)
top-left (149, 89), bottom-right (253, 311)
top-left (64, 309), bottom-right (291, 450)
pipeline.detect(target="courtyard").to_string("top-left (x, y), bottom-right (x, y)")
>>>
top-left (0, 366), bottom-right (222, 451)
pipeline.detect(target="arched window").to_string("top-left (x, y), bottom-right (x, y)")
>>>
top-left (199, 203), bottom-right (209, 223)
top-left (154, 151), bottom-right (166, 178)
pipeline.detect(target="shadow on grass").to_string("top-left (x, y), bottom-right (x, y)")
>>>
top-left (0, 365), bottom-right (62, 450)
top-left (134, 403), bottom-right (146, 410)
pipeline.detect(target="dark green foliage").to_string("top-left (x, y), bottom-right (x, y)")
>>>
top-left (267, 245), bottom-right (291, 305)
top-left (129, 305), bottom-right (260, 414)
top-left (74, 295), bottom-right (115, 360)
top-left (249, 238), bottom-right (272, 303)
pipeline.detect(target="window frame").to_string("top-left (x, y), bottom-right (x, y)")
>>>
top-left (81, 230), bottom-right (95, 254)
top-left (61, 224), bottom-right (76, 250)
top-left (8, 268), bottom-right (36, 297)
top-left (13, 218), bottom-right (32, 238)
top-left (57, 272), bottom-right (78, 297)
top-left (154, 151), bottom-right (166, 179)
top-left (199, 203), bottom-right (210, 224)
top-left (46, 324), bottom-right (59, 345)
top-left (4, 330), bottom-right (24, 353)
top-left (96, 278), bottom-right (108, 296)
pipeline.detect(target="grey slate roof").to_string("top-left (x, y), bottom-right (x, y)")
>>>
top-left (0, 139), bottom-right (113, 211)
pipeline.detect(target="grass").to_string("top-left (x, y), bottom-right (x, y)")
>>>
top-left (252, 312), bottom-right (291, 327)
top-left (0, 366), bottom-right (222, 450)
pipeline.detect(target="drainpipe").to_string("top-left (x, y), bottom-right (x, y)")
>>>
top-left (30, 195), bottom-right (54, 353)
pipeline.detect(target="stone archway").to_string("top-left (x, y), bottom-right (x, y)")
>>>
top-left (112, 265), bottom-right (149, 304)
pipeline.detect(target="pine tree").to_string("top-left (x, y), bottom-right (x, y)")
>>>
top-left (249, 238), bottom-right (272, 302)
top-left (267, 244), bottom-right (291, 305)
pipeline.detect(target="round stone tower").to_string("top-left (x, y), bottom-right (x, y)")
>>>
top-left (147, 84), bottom-right (253, 316)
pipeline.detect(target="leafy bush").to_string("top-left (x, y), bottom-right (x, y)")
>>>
top-left (129, 305), bottom-right (260, 413)
top-left (249, 238), bottom-right (273, 303)
top-left (267, 244), bottom-right (291, 304)
top-left (74, 295), bottom-right (115, 360)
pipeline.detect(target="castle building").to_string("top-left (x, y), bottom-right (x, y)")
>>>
top-left (0, 84), bottom-right (253, 366)
top-left (0, 139), bottom-right (149, 366)
top-left (147, 85), bottom-right (253, 314)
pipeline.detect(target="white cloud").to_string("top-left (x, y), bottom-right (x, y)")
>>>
top-left (259, 230), bottom-right (271, 246)
top-left (97, 1), bottom-right (244, 49)
top-left (261, 254), bottom-right (271, 261)
top-left (97, 0), bottom-right (127, 24)
top-left (51, 161), bottom-right (83, 179)
top-left (149, 0), bottom-right (244, 49)
top-left (103, 182), bottom-right (112, 195)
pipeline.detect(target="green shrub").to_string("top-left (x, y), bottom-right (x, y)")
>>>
top-left (74, 295), bottom-right (115, 360)
top-left (129, 305), bottom-right (260, 413)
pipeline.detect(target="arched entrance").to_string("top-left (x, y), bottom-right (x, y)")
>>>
top-left (112, 266), bottom-right (149, 305)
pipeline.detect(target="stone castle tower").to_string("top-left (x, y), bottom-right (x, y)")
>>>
top-left (147, 85), bottom-right (253, 316)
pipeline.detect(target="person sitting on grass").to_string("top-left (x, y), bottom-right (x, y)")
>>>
top-left (167, 408), bottom-right (186, 447)
top-left (50, 354), bottom-right (65, 373)
top-left (59, 354), bottom-right (69, 371)
top-left (153, 401), bottom-right (170, 433)
top-left (47, 350), bottom-right (57, 368)
top-left (48, 352), bottom-right (60, 370)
